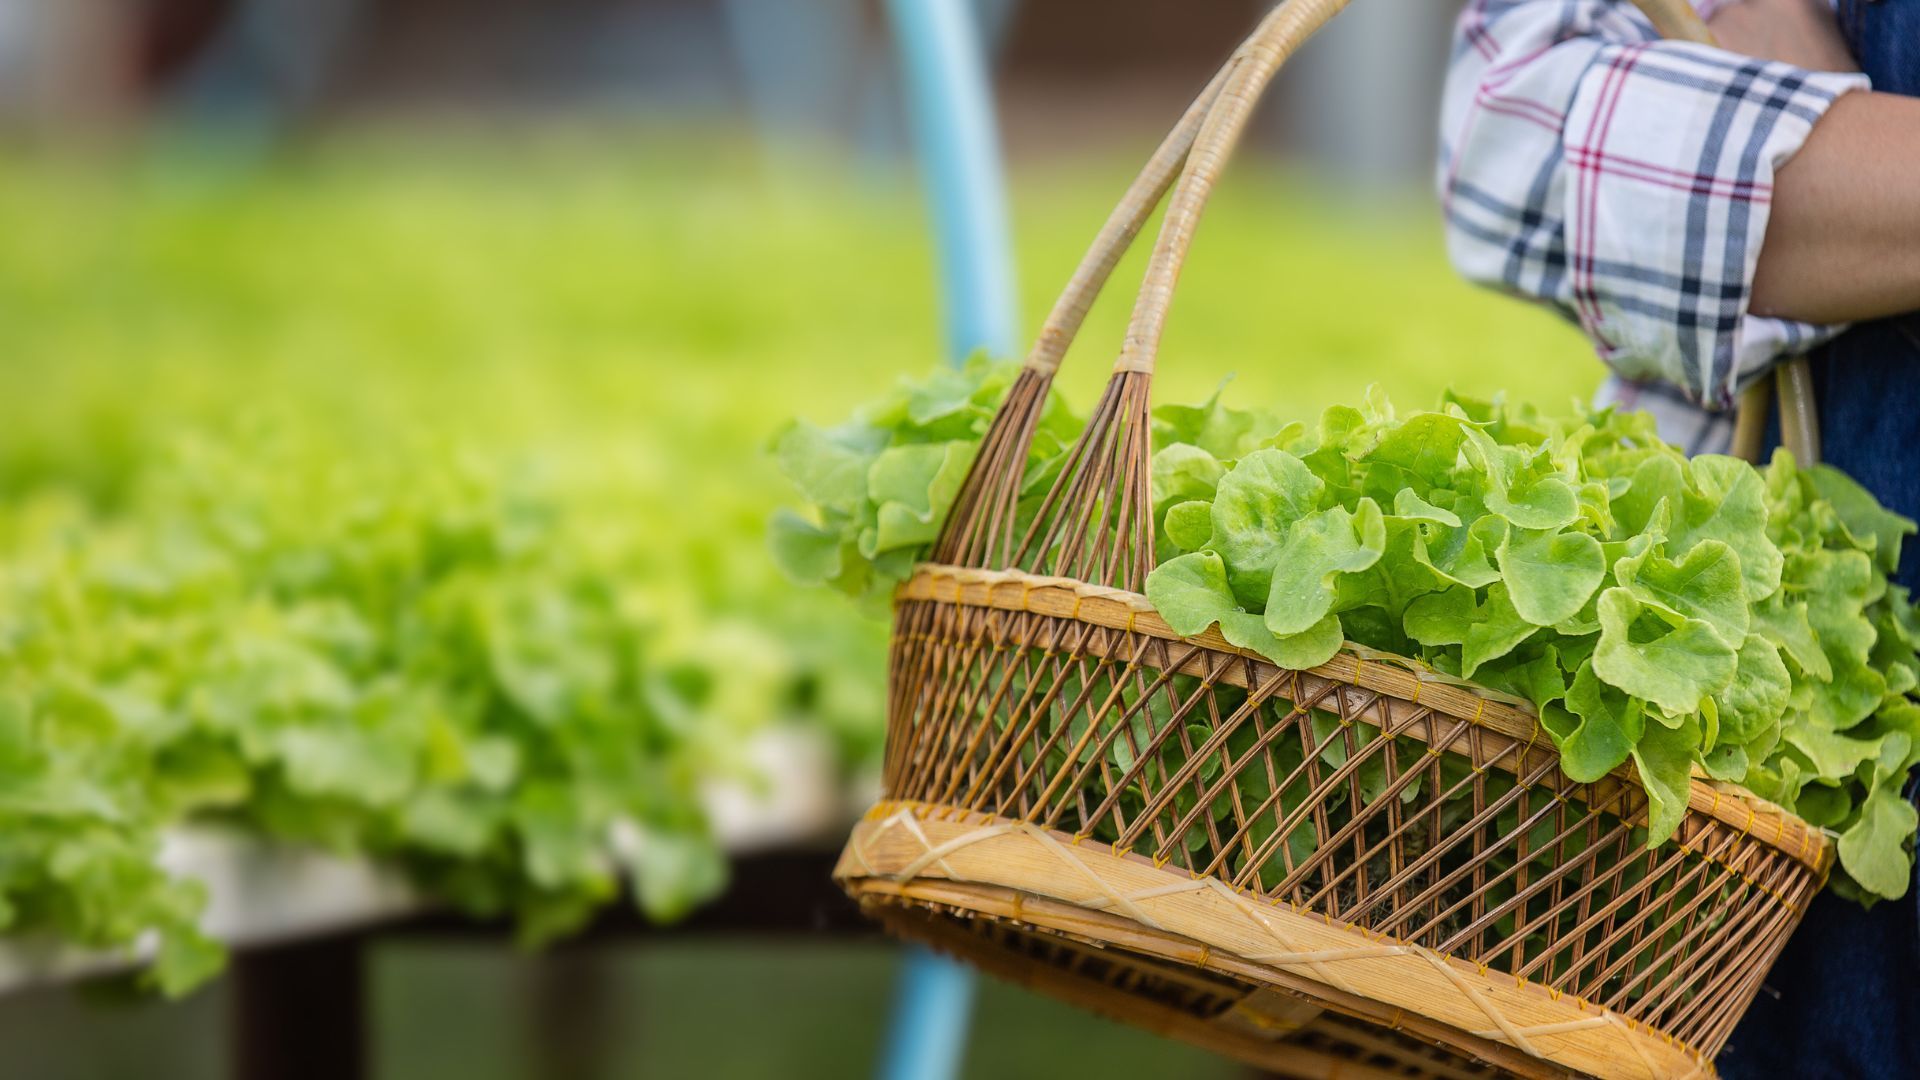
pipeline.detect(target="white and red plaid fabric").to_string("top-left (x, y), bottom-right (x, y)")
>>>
top-left (1439, 0), bottom-right (1869, 453)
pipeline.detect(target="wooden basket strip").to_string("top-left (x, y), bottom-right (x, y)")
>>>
top-left (866, 885), bottom-right (1525, 1079)
top-left (1302, 1011), bottom-right (1503, 1080)
top-left (897, 564), bottom-right (1830, 872)
top-left (839, 805), bottom-right (1712, 1080)
top-left (867, 877), bottom-right (1549, 1078)
top-left (867, 891), bottom-right (1512, 1076)
top-left (866, 898), bottom-right (1439, 1080)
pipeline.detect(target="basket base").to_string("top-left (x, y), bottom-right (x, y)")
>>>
top-left (837, 803), bottom-right (1719, 1080)
top-left (858, 886), bottom-right (1509, 1080)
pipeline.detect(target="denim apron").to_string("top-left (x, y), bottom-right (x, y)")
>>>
top-left (1715, 7), bottom-right (1920, 1076)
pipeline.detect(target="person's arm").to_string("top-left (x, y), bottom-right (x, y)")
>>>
top-left (1750, 92), bottom-right (1920, 324)
top-left (1702, 0), bottom-right (1920, 324)
top-left (1439, 0), bottom-right (1870, 413)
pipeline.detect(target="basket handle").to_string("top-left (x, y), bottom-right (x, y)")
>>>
top-left (1099, 0), bottom-right (1818, 465)
top-left (1024, 62), bottom-right (1236, 376)
top-left (1111, 0), bottom-right (1350, 375)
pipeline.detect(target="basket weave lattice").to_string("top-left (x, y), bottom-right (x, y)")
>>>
top-left (836, 568), bottom-right (1827, 1078)
top-left (835, 2), bottom-right (1830, 1076)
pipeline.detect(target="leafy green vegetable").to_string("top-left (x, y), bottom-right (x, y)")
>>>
top-left (1264, 501), bottom-right (1386, 635)
top-left (769, 356), bottom-right (1078, 608)
top-left (1553, 658), bottom-right (1644, 781)
top-left (1497, 526), bottom-right (1604, 626)
top-left (782, 378), bottom-right (1920, 902)
top-left (1592, 587), bottom-right (1737, 715)
top-left (1210, 449), bottom-right (1327, 609)
top-left (1632, 713), bottom-right (1703, 847)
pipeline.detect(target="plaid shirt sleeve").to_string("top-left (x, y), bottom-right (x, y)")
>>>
top-left (1439, 0), bottom-right (1869, 452)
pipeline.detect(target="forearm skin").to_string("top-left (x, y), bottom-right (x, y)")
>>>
top-left (1750, 91), bottom-right (1920, 325)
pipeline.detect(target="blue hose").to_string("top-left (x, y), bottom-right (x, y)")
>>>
top-left (879, 947), bottom-right (979, 1080)
top-left (877, 1), bottom-right (1019, 1078)
top-left (886, 0), bottom-right (1019, 366)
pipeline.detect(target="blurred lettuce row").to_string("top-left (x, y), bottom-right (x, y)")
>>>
top-left (0, 430), bottom-right (884, 995)
top-left (775, 369), bottom-right (1920, 904)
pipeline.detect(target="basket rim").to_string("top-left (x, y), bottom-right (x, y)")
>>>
top-left (839, 802), bottom-right (1720, 1080)
top-left (896, 562), bottom-right (1830, 873)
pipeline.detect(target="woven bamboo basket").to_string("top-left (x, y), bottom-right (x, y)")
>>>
top-left (835, 2), bottom-right (1830, 1077)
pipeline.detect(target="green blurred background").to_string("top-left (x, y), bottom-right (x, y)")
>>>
top-left (0, 130), bottom-right (1586, 1080)
top-left (0, 2), bottom-right (1593, 1076)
